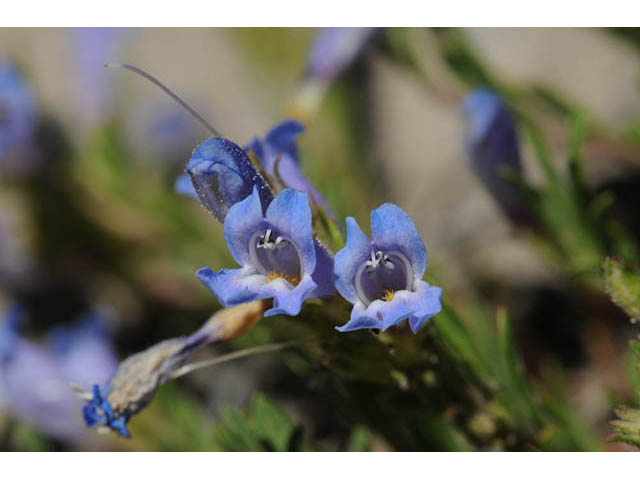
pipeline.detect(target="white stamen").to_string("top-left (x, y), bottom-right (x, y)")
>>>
top-left (364, 250), bottom-right (396, 274)
top-left (354, 250), bottom-right (414, 306)
top-left (257, 229), bottom-right (277, 250)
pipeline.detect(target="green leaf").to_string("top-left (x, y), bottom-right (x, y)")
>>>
top-left (213, 393), bottom-right (306, 452)
top-left (421, 417), bottom-right (474, 452)
top-left (432, 28), bottom-right (499, 90)
top-left (349, 425), bottom-right (372, 452)
top-left (610, 406), bottom-right (640, 448)
top-left (525, 124), bottom-right (559, 186)
top-left (567, 111), bottom-right (589, 206)
top-left (603, 258), bottom-right (640, 322)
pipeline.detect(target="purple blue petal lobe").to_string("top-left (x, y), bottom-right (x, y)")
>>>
top-left (223, 186), bottom-right (267, 267)
top-left (174, 173), bottom-right (198, 198)
top-left (370, 204), bottom-right (427, 279)
top-left (264, 188), bottom-right (316, 274)
top-left (248, 120), bottom-right (335, 218)
top-left (334, 216), bottom-right (371, 305)
top-left (264, 120), bottom-right (305, 165)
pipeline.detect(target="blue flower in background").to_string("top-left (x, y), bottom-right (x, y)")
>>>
top-left (0, 59), bottom-right (36, 161)
top-left (334, 204), bottom-right (442, 333)
top-left (305, 28), bottom-right (376, 83)
top-left (247, 120), bottom-right (335, 218)
top-left (462, 88), bottom-right (530, 225)
top-left (0, 307), bottom-right (117, 443)
top-left (70, 28), bottom-right (132, 127)
top-left (147, 107), bottom-right (197, 160)
top-left (295, 28), bottom-right (376, 116)
top-left (185, 137), bottom-right (274, 222)
top-left (198, 187), bottom-right (334, 317)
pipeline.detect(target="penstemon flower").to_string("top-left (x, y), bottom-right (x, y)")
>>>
top-left (294, 28), bottom-right (376, 117)
top-left (197, 186), bottom-right (334, 317)
top-left (334, 204), bottom-right (442, 333)
top-left (247, 120), bottom-right (335, 217)
top-left (185, 136), bottom-right (274, 222)
top-left (70, 28), bottom-right (131, 128)
top-left (305, 27), bottom-right (376, 81)
top-left (0, 307), bottom-right (117, 442)
top-left (462, 88), bottom-right (530, 225)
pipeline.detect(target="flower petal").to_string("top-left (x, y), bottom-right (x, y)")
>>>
top-left (265, 189), bottom-right (316, 275)
top-left (310, 241), bottom-right (336, 298)
top-left (198, 266), bottom-right (316, 317)
top-left (264, 120), bottom-right (305, 165)
top-left (335, 302), bottom-right (381, 332)
top-left (265, 274), bottom-right (318, 317)
top-left (336, 281), bottom-right (442, 333)
top-left (197, 266), bottom-right (263, 307)
top-left (174, 173), bottom-right (198, 198)
top-left (408, 283), bottom-right (443, 333)
top-left (370, 204), bottom-right (427, 281)
top-left (248, 120), bottom-right (335, 218)
top-left (223, 187), bottom-right (267, 267)
top-left (334, 216), bottom-right (371, 304)
top-left (305, 28), bottom-right (376, 81)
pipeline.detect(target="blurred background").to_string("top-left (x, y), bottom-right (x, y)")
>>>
top-left (1, 27), bottom-right (640, 451)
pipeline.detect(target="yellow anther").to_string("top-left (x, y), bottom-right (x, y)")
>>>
top-left (267, 271), bottom-right (301, 286)
top-left (381, 290), bottom-right (395, 302)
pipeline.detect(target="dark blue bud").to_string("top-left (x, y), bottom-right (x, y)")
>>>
top-left (186, 137), bottom-right (273, 223)
top-left (462, 88), bottom-right (530, 225)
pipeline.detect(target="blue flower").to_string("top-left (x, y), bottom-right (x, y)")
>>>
top-left (334, 204), bottom-right (442, 333)
top-left (247, 120), bottom-right (334, 217)
top-left (305, 28), bottom-right (376, 83)
top-left (0, 307), bottom-right (117, 443)
top-left (0, 59), bottom-right (36, 161)
top-left (197, 187), bottom-right (334, 317)
top-left (295, 28), bottom-right (376, 116)
top-left (69, 28), bottom-right (132, 127)
top-left (146, 107), bottom-right (197, 161)
top-left (462, 88), bottom-right (530, 224)
top-left (185, 137), bottom-right (273, 222)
